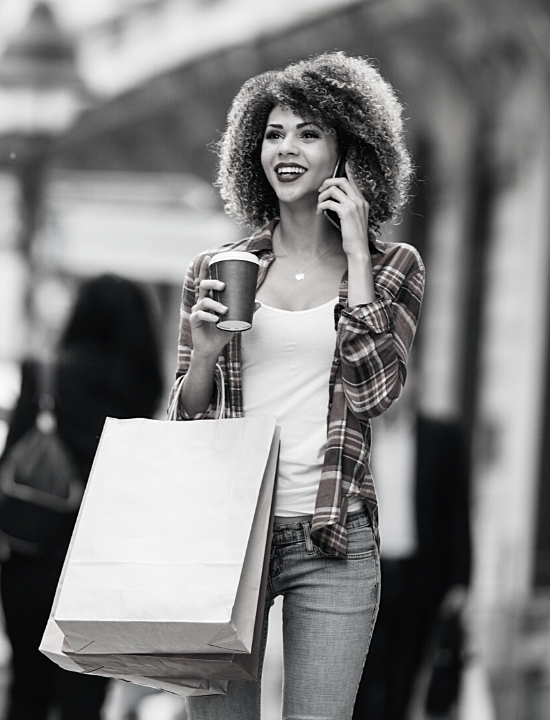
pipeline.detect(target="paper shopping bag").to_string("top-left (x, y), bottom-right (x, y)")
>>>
top-left (64, 465), bottom-right (276, 682)
top-left (40, 491), bottom-right (228, 697)
top-left (54, 416), bottom-right (278, 655)
top-left (39, 619), bottom-right (228, 697)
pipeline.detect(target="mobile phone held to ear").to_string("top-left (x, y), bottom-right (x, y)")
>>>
top-left (323, 154), bottom-right (346, 230)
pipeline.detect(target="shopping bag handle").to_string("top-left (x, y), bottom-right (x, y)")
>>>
top-left (167, 363), bottom-right (225, 421)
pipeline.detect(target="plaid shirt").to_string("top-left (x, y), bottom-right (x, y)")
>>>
top-left (170, 220), bottom-right (425, 557)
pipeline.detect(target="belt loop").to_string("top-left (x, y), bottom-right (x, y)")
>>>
top-left (302, 521), bottom-right (314, 552)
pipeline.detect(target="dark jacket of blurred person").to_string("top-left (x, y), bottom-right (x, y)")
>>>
top-left (353, 379), bottom-right (471, 720)
top-left (0, 274), bottom-right (164, 720)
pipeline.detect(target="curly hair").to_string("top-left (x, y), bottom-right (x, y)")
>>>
top-left (215, 51), bottom-right (413, 231)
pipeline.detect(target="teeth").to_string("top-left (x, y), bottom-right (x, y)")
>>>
top-left (277, 167), bottom-right (306, 175)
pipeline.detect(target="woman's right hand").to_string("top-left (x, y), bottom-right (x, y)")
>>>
top-left (189, 256), bottom-right (235, 359)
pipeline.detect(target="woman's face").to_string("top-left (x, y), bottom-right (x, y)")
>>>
top-left (261, 105), bottom-right (339, 208)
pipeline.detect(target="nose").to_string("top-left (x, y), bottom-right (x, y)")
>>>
top-left (278, 133), bottom-right (298, 156)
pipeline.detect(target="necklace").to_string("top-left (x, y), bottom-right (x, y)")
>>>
top-left (275, 227), bottom-right (337, 281)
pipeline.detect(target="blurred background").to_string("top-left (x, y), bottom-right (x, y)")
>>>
top-left (0, 0), bottom-right (549, 718)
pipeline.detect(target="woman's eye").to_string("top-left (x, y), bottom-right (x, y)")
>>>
top-left (301, 130), bottom-right (321, 139)
top-left (265, 130), bottom-right (282, 140)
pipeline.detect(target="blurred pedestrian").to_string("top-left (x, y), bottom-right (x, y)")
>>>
top-left (0, 274), bottom-right (164, 720)
top-left (170, 52), bottom-right (424, 719)
top-left (353, 372), bottom-right (471, 720)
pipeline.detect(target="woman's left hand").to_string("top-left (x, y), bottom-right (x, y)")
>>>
top-left (317, 162), bottom-right (371, 262)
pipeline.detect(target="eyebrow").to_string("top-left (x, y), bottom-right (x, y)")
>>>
top-left (266, 122), bottom-right (320, 130)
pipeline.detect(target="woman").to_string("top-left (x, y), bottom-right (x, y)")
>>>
top-left (0, 275), bottom-right (164, 720)
top-left (171, 52), bottom-right (425, 719)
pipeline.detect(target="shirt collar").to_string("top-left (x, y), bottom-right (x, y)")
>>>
top-left (245, 219), bottom-right (277, 254)
top-left (245, 219), bottom-right (386, 255)
top-left (368, 229), bottom-right (386, 254)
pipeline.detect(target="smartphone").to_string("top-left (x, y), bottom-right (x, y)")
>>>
top-left (323, 154), bottom-right (346, 230)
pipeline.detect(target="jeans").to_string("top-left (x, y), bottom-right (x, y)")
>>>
top-left (186, 510), bottom-right (380, 720)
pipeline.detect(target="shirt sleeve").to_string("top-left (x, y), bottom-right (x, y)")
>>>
top-left (337, 245), bottom-right (425, 419)
top-left (167, 256), bottom-right (221, 421)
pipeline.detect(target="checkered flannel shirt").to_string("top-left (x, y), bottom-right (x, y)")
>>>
top-left (169, 220), bottom-right (425, 557)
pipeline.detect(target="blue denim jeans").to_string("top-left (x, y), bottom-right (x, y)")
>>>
top-left (186, 510), bottom-right (380, 720)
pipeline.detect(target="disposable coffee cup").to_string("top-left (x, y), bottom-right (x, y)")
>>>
top-left (209, 252), bottom-right (260, 332)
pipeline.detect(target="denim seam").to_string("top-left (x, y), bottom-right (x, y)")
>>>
top-left (367, 545), bottom-right (381, 646)
top-left (352, 541), bottom-right (382, 704)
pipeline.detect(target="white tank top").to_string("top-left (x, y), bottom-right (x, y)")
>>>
top-left (241, 298), bottom-right (363, 516)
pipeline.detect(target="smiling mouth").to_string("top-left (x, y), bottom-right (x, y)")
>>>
top-left (277, 167), bottom-right (306, 175)
top-left (275, 165), bottom-right (307, 182)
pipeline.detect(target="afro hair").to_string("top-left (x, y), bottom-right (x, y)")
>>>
top-left (215, 51), bottom-right (413, 231)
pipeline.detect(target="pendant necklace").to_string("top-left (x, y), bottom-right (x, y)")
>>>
top-left (275, 227), bottom-right (336, 281)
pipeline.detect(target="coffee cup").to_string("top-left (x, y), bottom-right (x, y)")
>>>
top-left (209, 252), bottom-right (260, 332)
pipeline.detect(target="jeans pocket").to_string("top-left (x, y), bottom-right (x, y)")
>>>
top-left (303, 523), bottom-right (338, 558)
top-left (346, 524), bottom-right (376, 560)
top-left (310, 544), bottom-right (335, 558)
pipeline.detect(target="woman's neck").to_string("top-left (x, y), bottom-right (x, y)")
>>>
top-left (276, 203), bottom-right (341, 257)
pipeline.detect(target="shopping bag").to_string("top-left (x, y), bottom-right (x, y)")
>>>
top-left (53, 415), bottom-right (278, 655)
top-left (64, 475), bottom-right (275, 681)
top-left (40, 482), bottom-right (229, 697)
top-left (39, 619), bottom-right (228, 697)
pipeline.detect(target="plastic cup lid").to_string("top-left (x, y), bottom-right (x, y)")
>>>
top-left (209, 251), bottom-right (259, 265)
